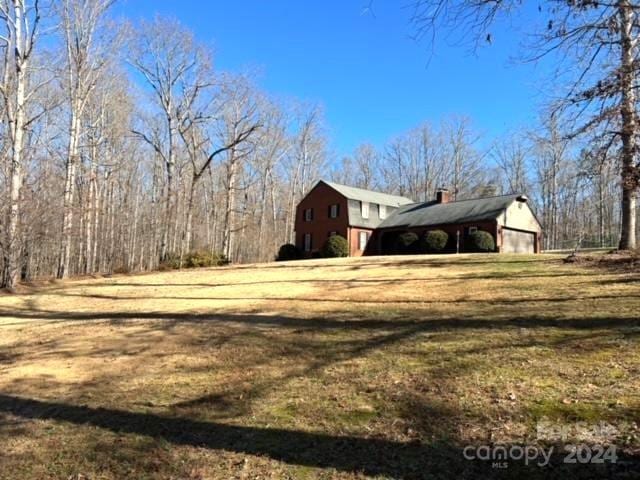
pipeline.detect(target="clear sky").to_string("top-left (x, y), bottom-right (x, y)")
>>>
top-left (114, 0), bottom-right (550, 157)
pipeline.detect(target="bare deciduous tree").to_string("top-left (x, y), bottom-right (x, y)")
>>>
top-left (56, 0), bottom-right (119, 278)
top-left (217, 76), bottom-right (261, 261)
top-left (283, 104), bottom-right (326, 243)
top-left (129, 17), bottom-right (203, 262)
top-left (410, 0), bottom-right (640, 248)
top-left (178, 73), bottom-right (261, 264)
top-left (0, 0), bottom-right (47, 290)
top-left (492, 133), bottom-right (530, 195)
top-left (0, 6), bottom-right (633, 289)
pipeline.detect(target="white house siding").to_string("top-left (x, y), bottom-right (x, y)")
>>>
top-left (498, 201), bottom-right (541, 232)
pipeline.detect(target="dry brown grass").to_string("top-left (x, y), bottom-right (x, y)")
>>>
top-left (0, 253), bottom-right (638, 479)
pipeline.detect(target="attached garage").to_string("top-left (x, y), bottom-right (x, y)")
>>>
top-left (502, 228), bottom-right (535, 253)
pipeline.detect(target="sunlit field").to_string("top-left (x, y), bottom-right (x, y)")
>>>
top-left (0, 254), bottom-right (638, 479)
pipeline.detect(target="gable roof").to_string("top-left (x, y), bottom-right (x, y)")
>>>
top-left (378, 194), bottom-right (525, 229)
top-left (321, 180), bottom-right (414, 207)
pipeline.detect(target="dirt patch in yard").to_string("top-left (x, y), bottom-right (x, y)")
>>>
top-left (564, 250), bottom-right (640, 273)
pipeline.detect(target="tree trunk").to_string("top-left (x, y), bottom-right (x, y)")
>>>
top-left (2, 2), bottom-right (29, 290)
top-left (620, 188), bottom-right (637, 249)
top-left (222, 153), bottom-right (237, 261)
top-left (86, 159), bottom-right (97, 274)
top-left (93, 179), bottom-right (102, 272)
top-left (160, 160), bottom-right (174, 261)
top-left (129, 186), bottom-right (140, 271)
top-left (58, 108), bottom-right (81, 278)
top-left (257, 167), bottom-right (270, 262)
top-left (598, 164), bottom-right (605, 247)
top-left (3, 145), bottom-right (23, 290)
top-left (108, 182), bottom-right (115, 272)
top-left (285, 162), bottom-right (301, 244)
top-left (618, 0), bottom-right (638, 250)
top-left (180, 176), bottom-right (196, 267)
top-left (269, 170), bottom-right (279, 254)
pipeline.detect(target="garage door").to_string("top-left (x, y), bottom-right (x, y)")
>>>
top-left (502, 228), bottom-right (535, 253)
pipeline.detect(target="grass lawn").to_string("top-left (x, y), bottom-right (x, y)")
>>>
top-left (0, 253), bottom-right (638, 479)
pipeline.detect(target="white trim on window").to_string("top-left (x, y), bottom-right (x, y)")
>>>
top-left (361, 201), bottom-right (369, 219)
top-left (304, 233), bottom-right (312, 252)
top-left (304, 208), bottom-right (313, 222)
top-left (330, 204), bottom-right (339, 218)
top-left (358, 231), bottom-right (368, 251)
top-left (468, 226), bottom-right (478, 234)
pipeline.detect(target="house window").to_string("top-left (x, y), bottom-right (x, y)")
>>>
top-left (304, 233), bottom-right (312, 252)
top-left (361, 201), bottom-right (369, 219)
top-left (379, 204), bottom-right (387, 219)
top-left (329, 204), bottom-right (339, 218)
top-left (468, 226), bottom-right (478, 234)
top-left (304, 208), bottom-right (313, 222)
top-left (328, 231), bottom-right (337, 237)
top-left (358, 231), bottom-right (369, 250)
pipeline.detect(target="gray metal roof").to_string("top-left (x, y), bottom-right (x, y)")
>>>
top-left (321, 180), bottom-right (414, 207)
top-left (378, 194), bottom-right (523, 229)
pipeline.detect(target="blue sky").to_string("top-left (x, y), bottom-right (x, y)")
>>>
top-left (114, 1), bottom-right (550, 157)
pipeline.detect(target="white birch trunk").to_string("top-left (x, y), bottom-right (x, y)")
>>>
top-left (58, 107), bottom-right (81, 278)
top-left (2, 1), bottom-right (31, 290)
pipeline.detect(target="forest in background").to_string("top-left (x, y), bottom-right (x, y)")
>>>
top-left (0, 0), bottom-right (631, 289)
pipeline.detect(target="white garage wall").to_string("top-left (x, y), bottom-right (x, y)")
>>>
top-left (503, 229), bottom-right (535, 253)
top-left (498, 200), bottom-right (541, 232)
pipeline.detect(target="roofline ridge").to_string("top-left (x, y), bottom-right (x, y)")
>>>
top-left (443, 192), bottom-right (523, 204)
top-left (321, 179), bottom-right (414, 201)
top-left (321, 180), bottom-right (525, 205)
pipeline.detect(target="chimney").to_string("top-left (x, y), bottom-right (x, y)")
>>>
top-left (436, 188), bottom-right (451, 204)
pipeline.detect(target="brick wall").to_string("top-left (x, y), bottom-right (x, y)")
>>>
top-left (349, 227), bottom-right (374, 256)
top-left (295, 183), bottom-right (349, 257)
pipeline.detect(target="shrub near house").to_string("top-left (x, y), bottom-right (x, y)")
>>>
top-left (421, 229), bottom-right (448, 253)
top-left (160, 250), bottom-right (228, 270)
top-left (469, 230), bottom-right (496, 252)
top-left (395, 232), bottom-right (419, 254)
top-left (322, 235), bottom-right (349, 258)
top-left (276, 244), bottom-right (301, 261)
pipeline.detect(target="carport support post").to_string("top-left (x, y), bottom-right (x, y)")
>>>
top-left (456, 230), bottom-right (460, 254)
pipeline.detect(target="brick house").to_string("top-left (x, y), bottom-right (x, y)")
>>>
top-left (295, 180), bottom-right (413, 257)
top-left (295, 180), bottom-right (543, 256)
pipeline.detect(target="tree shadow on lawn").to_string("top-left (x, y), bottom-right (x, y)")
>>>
top-left (22, 291), bottom-right (640, 305)
top-left (0, 393), bottom-right (637, 479)
top-left (1, 306), bottom-right (639, 477)
top-left (1, 307), bottom-right (639, 332)
top-left (11, 268), bottom-right (600, 300)
top-left (0, 309), bottom-right (637, 398)
top-left (2, 308), bottom-right (638, 424)
top-left (594, 276), bottom-right (640, 286)
top-left (47, 270), bottom-right (591, 290)
top-left (168, 256), bottom-right (561, 272)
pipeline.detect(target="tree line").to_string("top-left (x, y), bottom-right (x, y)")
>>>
top-left (0, 1), bottom-right (330, 290)
top-left (0, 0), bottom-right (634, 290)
top-left (409, 0), bottom-right (640, 250)
top-left (334, 116), bottom-right (624, 251)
